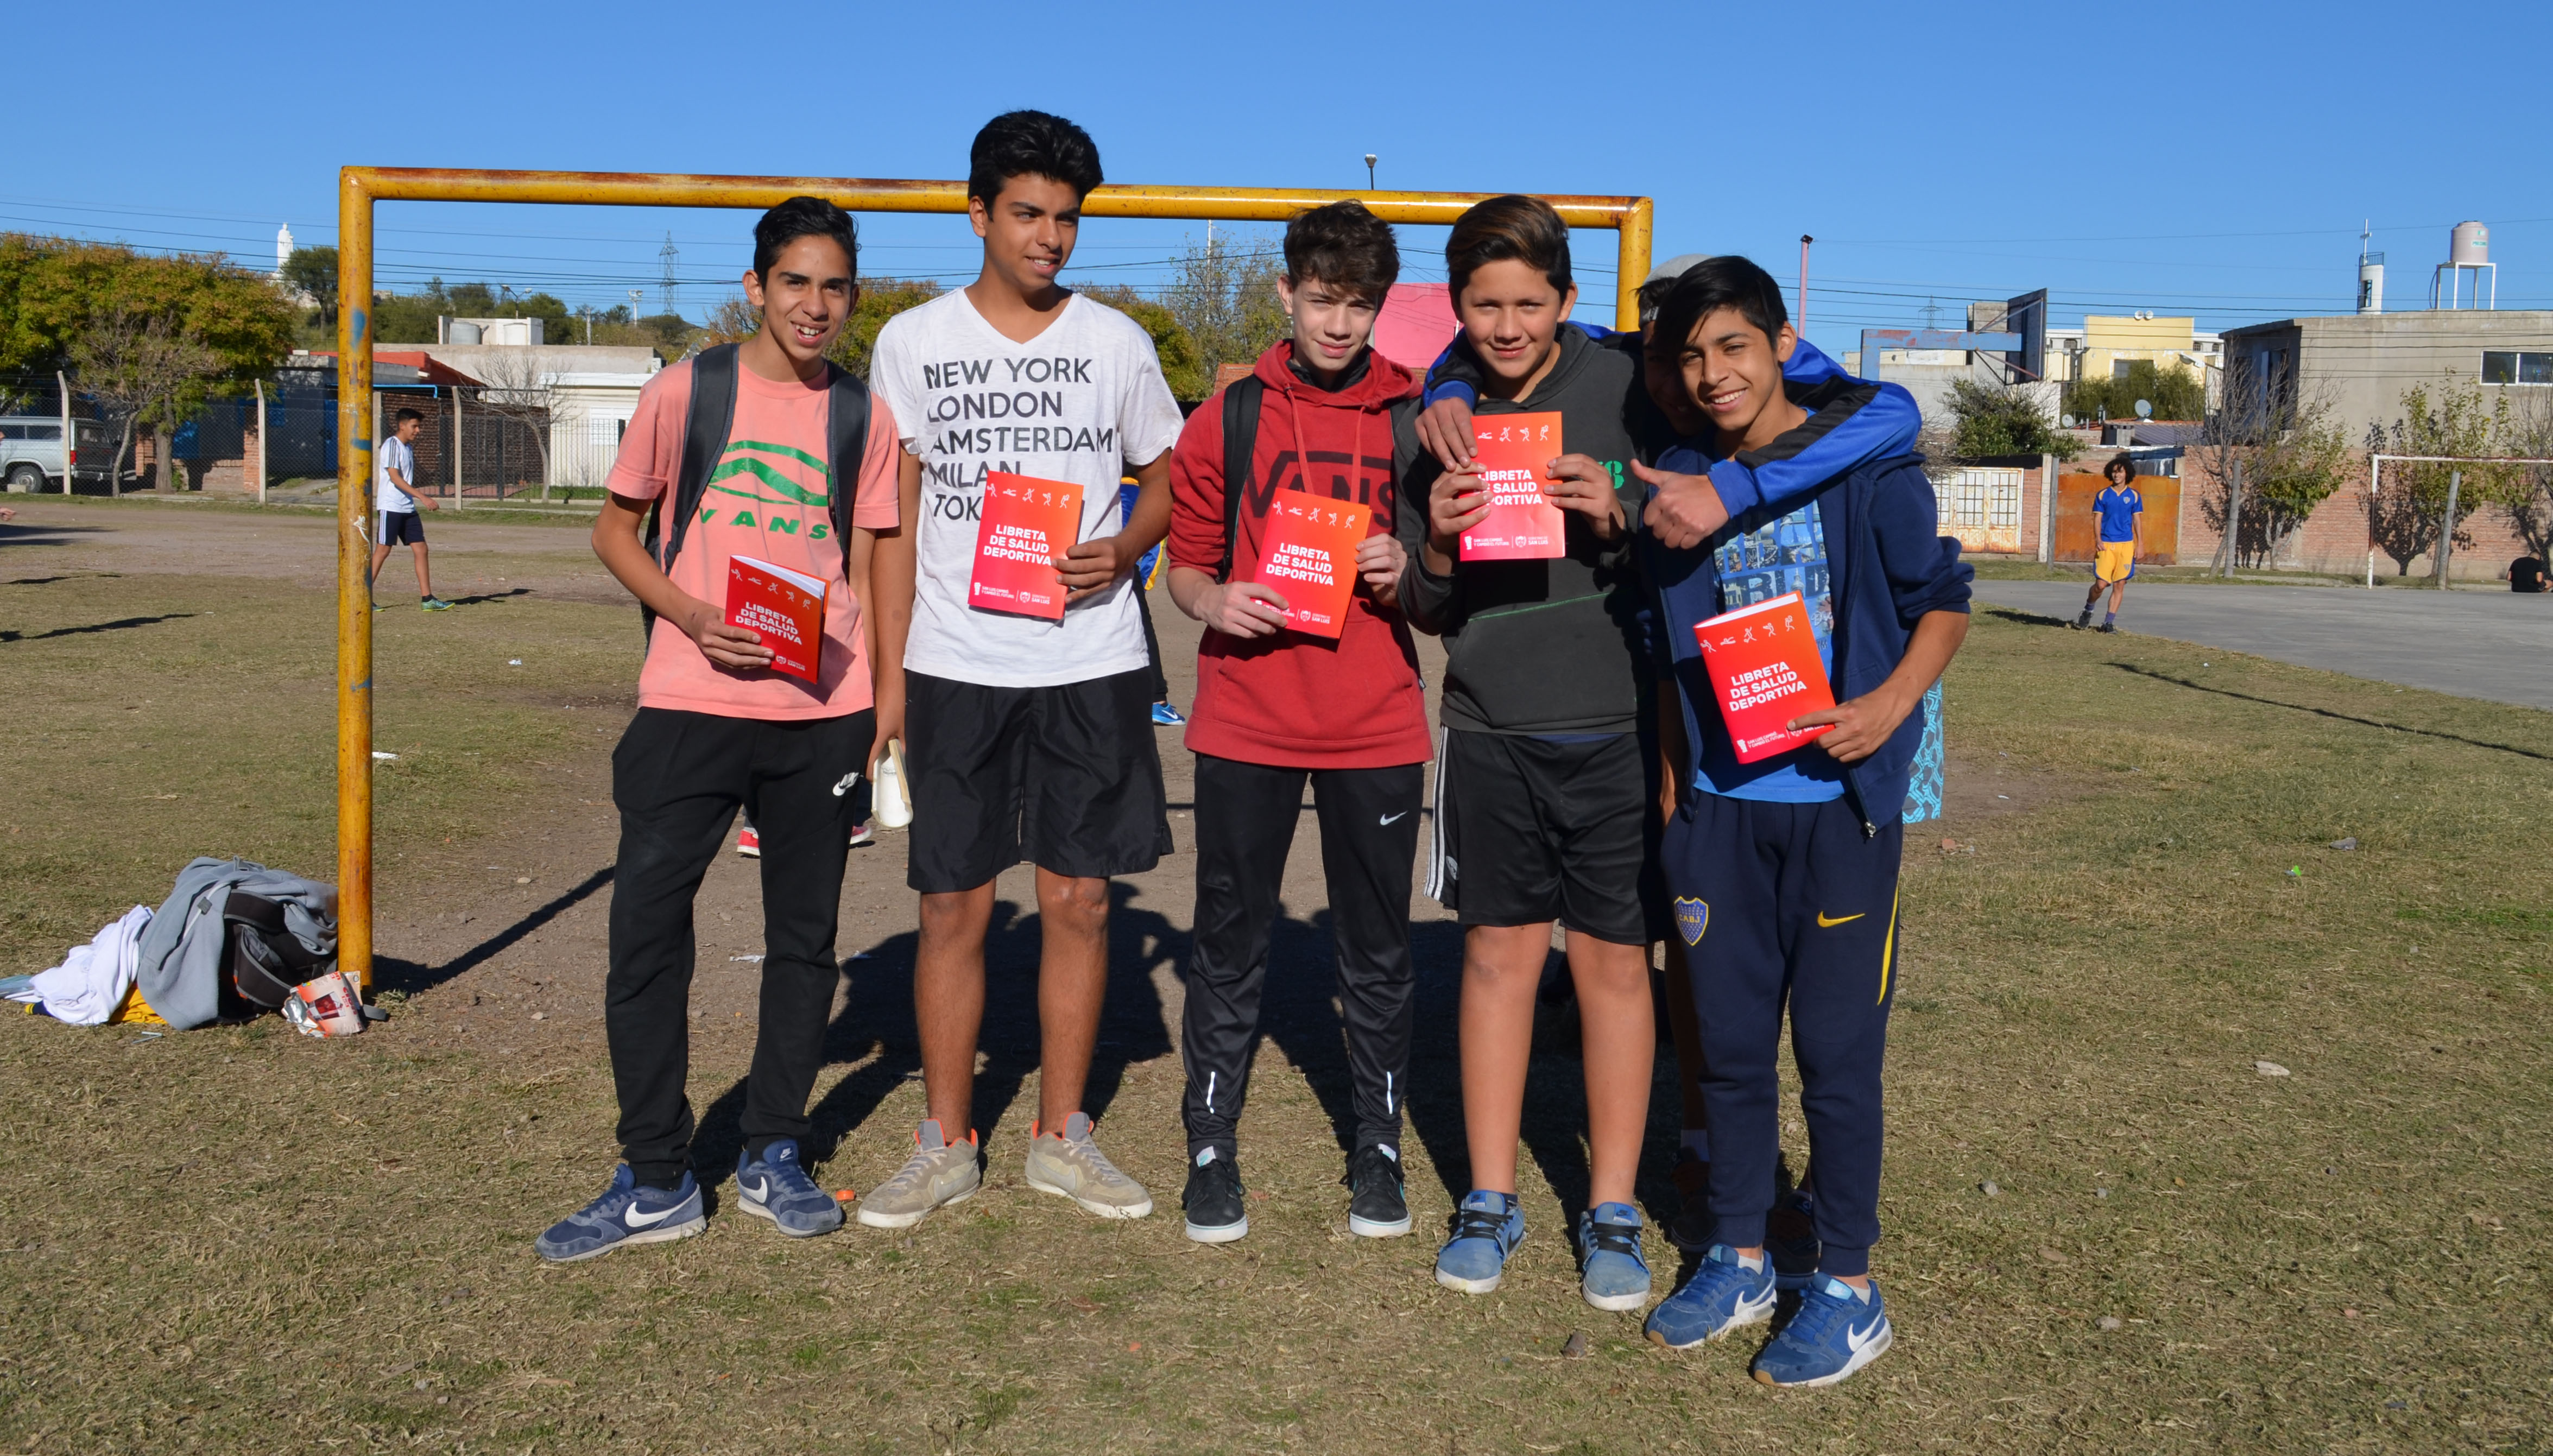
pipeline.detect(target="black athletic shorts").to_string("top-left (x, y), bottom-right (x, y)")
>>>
top-left (905, 666), bottom-right (1172, 893)
top-left (1427, 727), bottom-right (1664, 946)
top-left (378, 510), bottom-right (425, 547)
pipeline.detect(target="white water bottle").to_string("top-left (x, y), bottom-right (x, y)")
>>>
top-left (872, 737), bottom-right (913, 829)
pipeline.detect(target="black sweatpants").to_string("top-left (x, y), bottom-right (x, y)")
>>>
top-left (606, 705), bottom-right (873, 1185)
top-left (1181, 755), bottom-right (1424, 1159)
top-left (1663, 791), bottom-right (1901, 1277)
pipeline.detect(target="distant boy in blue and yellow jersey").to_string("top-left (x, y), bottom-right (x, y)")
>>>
top-left (2076, 453), bottom-right (2142, 633)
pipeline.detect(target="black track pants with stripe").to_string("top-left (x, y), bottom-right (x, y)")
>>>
top-left (1664, 791), bottom-right (1902, 1278)
top-left (1180, 755), bottom-right (1424, 1160)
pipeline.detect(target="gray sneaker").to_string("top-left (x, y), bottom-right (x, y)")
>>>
top-left (1022, 1112), bottom-right (1154, 1219)
top-left (855, 1119), bottom-right (981, 1229)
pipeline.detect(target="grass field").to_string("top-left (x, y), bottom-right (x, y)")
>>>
top-left (1, 501), bottom-right (2548, 1454)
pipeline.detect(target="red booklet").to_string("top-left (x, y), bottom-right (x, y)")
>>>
top-left (969, 471), bottom-right (1084, 621)
top-left (1250, 491), bottom-right (1372, 640)
top-left (1691, 591), bottom-right (1837, 763)
top-left (1459, 410), bottom-right (1566, 560)
top-left (724, 553), bottom-right (829, 683)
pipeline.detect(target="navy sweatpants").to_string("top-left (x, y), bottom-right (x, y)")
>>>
top-left (1664, 792), bottom-right (1901, 1277)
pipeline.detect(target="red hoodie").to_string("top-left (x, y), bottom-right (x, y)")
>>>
top-left (1168, 341), bottom-right (1431, 770)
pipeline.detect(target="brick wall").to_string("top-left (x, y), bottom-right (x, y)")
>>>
top-left (2176, 450), bottom-right (2531, 581)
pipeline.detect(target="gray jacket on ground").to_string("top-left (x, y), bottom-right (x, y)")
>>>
top-left (134, 857), bottom-right (338, 1029)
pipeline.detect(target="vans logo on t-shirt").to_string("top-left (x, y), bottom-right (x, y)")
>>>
top-left (697, 440), bottom-right (832, 536)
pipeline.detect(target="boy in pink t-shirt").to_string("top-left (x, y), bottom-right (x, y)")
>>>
top-left (535, 199), bottom-right (901, 1263)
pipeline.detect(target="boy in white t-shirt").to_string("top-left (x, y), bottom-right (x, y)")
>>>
top-left (369, 408), bottom-right (450, 610)
top-left (861, 110), bottom-right (1184, 1228)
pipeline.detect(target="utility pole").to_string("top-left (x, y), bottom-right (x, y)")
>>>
top-left (658, 233), bottom-right (679, 319)
top-left (1797, 235), bottom-right (1812, 336)
top-left (1364, 154), bottom-right (1377, 191)
top-left (2217, 458), bottom-right (2244, 577)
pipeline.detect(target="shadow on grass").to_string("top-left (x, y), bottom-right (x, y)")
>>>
top-left (693, 881), bottom-right (1182, 1182)
top-left (2, 572), bottom-right (120, 586)
top-left (374, 864), bottom-right (616, 997)
top-left (0, 612), bottom-right (197, 643)
top-left (1980, 605), bottom-right (2081, 630)
top-left (2110, 662), bottom-right (2553, 762)
top-left (441, 587), bottom-right (535, 607)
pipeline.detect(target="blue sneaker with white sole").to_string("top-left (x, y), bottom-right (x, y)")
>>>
top-left (1576, 1202), bottom-right (1652, 1312)
top-left (534, 1165), bottom-right (705, 1263)
top-left (734, 1137), bottom-right (843, 1237)
top-left (1752, 1276), bottom-right (1893, 1387)
top-left (1643, 1243), bottom-right (1777, 1349)
top-left (1433, 1191), bottom-right (1525, 1294)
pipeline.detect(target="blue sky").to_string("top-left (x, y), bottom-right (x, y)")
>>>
top-left (11, 0), bottom-right (2549, 358)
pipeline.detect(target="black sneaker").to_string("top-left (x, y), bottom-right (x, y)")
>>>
top-left (1345, 1143), bottom-right (1411, 1238)
top-left (1181, 1147), bottom-right (1247, 1244)
top-left (2097, 622), bottom-right (2118, 634)
top-left (2072, 609), bottom-right (2092, 630)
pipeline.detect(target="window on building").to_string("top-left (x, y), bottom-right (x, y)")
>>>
top-left (2112, 359), bottom-right (2133, 379)
top-left (2481, 351), bottom-right (2553, 385)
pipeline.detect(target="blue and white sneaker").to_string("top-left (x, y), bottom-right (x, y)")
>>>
top-left (534, 1165), bottom-right (705, 1263)
top-left (1150, 701), bottom-right (1187, 727)
top-left (1752, 1276), bottom-right (1892, 1388)
top-left (1434, 1191), bottom-right (1525, 1294)
top-left (1642, 1243), bottom-right (1777, 1349)
top-left (1577, 1202), bottom-right (1652, 1312)
top-left (734, 1137), bottom-right (844, 1238)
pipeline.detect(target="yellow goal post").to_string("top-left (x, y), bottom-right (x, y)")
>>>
top-left (333, 165), bottom-right (1654, 987)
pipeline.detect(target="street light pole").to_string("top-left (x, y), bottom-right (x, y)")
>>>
top-left (1364, 154), bottom-right (1377, 191)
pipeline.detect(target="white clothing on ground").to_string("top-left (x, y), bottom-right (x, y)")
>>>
top-left (2, 905), bottom-right (154, 1025)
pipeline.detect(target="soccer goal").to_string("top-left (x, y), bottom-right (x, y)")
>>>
top-left (328, 166), bottom-right (1655, 986)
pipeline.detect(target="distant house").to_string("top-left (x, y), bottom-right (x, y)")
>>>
top-left (2219, 310), bottom-right (2553, 444)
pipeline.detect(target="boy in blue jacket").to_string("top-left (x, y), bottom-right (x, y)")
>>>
top-left (1635, 257), bottom-right (1970, 1388)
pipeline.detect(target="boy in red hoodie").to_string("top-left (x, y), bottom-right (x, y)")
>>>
top-left (1164, 201), bottom-right (1430, 1243)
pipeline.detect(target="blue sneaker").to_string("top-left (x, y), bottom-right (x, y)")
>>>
top-left (1642, 1243), bottom-right (1777, 1349)
top-left (534, 1165), bottom-right (705, 1263)
top-left (734, 1137), bottom-right (844, 1238)
top-left (1752, 1276), bottom-right (1893, 1388)
top-left (1577, 1202), bottom-right (1652, 1312)
top-left (1433, 1191), bottom-right (1525, 1294)
top-left (1150, 701), bottom-right (1187, 726)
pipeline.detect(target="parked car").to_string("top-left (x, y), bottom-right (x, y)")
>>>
top-left (0, 416), bottom-right (117, 491)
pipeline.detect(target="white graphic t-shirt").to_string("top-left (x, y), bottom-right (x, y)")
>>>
top-left (376, 436), bottom-right (417, 513)
top-left (870, 289), bottom-right (1184, 688)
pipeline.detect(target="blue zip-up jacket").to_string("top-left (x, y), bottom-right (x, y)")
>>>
top-left (1421, 325), bottom-right (1922, 516)
top-left (1645, 451), bottom-right (1972, 832)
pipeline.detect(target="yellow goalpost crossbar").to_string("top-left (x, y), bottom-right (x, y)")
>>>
top-left (333, 165), bottom-right (1654, 987)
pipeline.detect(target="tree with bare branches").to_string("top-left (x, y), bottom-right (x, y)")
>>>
top-left (2366, 376), bottom-right (2516, 578)
top-left (2187, 367), bottom-right (2352, 572)
top-left (460, 349), bottom-right (573, 496)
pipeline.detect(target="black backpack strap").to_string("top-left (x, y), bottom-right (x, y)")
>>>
top-left (825, 364), bottom-right (872, 565)
top-left (637, 344), bottom-right (740, 639)
top-left (1216, 375), bottom-right (1265, 584)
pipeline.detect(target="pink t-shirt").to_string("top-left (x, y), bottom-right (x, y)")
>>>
top-left (606, 358), bottom-right (901, 720)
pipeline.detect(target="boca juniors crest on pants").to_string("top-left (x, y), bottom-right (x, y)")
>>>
top-left (1673, 896), bottom-right (1709, 946)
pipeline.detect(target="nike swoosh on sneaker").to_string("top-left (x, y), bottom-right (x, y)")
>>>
top-left (1380, 812), bottom-right (1408, 825)
top-left (1734, 1284), bottom-right (1778, 1320)
top-left (741, 1176), bottom-right (769, 1203)
top-left (1816, 911), bottom-right (1866, 928)
top-left (1846, 1315), bottom-right (1886, 1352)
top-left (624, 1201), bottom-right (681, 1229)
top-left (832, 773), bottom-right (860, 797)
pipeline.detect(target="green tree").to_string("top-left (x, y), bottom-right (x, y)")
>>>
top-left (824, 278), bottom-right (944, 382)
top-left (281, 245), bottom-right (338, 332)
top-left (2189, 369), bottom-right (2353, 571)
top-left (1944, 378), bottom-right (2080, 460)
top-left (2368, 375), bottom-right (2516, 578)
top-left (1080, 285), bottom-right (1206, 400)
top-left (2063, 358), bottom-right (2208, 424)
top-left (1162, 234), bottom-right (1285, 394)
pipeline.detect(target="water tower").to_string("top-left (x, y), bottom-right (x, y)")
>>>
top-left (2356, 221), bottom-right (2383, 314)
top-left (2430, 220), bottom-right (2496, 309)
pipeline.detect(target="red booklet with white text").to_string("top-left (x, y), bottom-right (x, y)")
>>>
top-left (969, 471), bottom-right (1084, 622)
top-left (724, 553), bottom-right (828, 683)
top-left (1692, 591), bottom-right (1837, 763)
top-left (1459, 410), bottom-right (1565, 560)
top-left (1250, 491), bottom-right (1372, 640)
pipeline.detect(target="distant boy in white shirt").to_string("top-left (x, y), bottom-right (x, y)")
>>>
top-left (860, 111), bottom-right (1185, 1229)
top-left (370, 408), bottom-right (450, 610)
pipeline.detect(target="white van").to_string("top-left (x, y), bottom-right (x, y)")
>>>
top-left (0, 417), bottom-right (116, 491)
